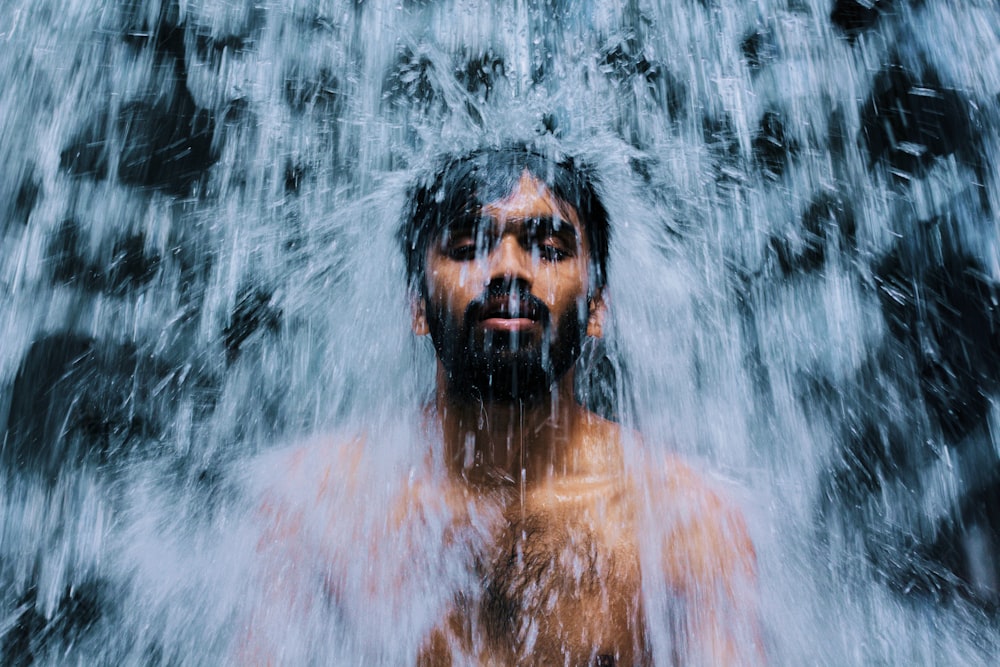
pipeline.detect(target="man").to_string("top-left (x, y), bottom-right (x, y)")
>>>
top-left (245, 145), bottom-right (762, 666)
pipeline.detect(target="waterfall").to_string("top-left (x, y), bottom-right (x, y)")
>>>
top-left (1, 0), bottom-right (999, 663)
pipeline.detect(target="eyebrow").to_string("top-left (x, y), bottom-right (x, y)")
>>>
top-left (523, 216), bottom-right (580, 244)
top-left (440, 214), bottom-right (581, 244)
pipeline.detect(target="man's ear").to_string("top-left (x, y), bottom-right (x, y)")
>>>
top-left (412, 296), bottom-right (429, 336)
top-left (586, 289), bottom-right (607, 338)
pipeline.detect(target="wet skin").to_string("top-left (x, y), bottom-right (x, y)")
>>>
top-left (414, 445), bottom-right (758, 667)
top-left (412, 173), bottom-right (761, 664)
top-left (417, 171), bottom-right (597, 343)
top-left (414, 171), bottom-right (601, 406)
top-left (415, 416), bottom-right (646, 666)
top-left (246, 173), bottom-right (763, 665)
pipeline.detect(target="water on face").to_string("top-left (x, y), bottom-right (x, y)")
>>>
top-left (2, 0), bottom-right (1000, 664)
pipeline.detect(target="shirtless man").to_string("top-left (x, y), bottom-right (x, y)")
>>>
top-left (246, 146), bottom-right (762, 666)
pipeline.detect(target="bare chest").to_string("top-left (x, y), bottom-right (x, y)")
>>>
top-left (424, 488), bottom-right (648, 666)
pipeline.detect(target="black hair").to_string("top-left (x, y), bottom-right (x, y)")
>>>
top-left (399, 144), bottom-right (610, 294)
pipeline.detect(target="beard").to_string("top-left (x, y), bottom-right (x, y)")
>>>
top-left (424, 287), bottom-right (586, 406)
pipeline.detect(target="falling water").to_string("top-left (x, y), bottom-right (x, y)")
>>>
top-left (2, 0), bottom-right (1000, 664)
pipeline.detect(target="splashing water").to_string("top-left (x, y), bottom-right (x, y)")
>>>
top-left (2, 0), bottom-right (1000, 663)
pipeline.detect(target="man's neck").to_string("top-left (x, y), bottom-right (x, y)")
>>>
top-left (435, 365), bottom-right (595, 489)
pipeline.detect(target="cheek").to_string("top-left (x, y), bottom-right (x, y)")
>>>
top-left (538, 260), bottom-right (588, 303)
top-left (428, 258), bottom-right (488, 290)
top-left (427, 269), bottom-right (478, 311)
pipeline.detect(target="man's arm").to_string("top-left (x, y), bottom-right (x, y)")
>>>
top-left (233, 439), bottom-right (363, 666)
top-left (234, 437), bottom-right (459, 665)
top-left (658, 458), bottom-right (765, 665)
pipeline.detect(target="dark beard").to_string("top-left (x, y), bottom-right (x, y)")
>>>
top-left (424, 288), bottom-right (585, 406)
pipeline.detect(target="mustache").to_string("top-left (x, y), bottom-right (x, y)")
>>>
top-left (463, 283), bottom-right (551, 326)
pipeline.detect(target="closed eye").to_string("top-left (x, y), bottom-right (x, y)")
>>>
top-left (525, 217), bottom-right (578, 262)
top-left (439, 224), bottom-right (481, 261)
top-left (444, 239), bottom-right (478, 260)
top-left (537, 241), bottom-right (572, 262)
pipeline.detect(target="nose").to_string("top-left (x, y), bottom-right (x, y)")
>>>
top-left (487, 234), bottom-right (533, 287)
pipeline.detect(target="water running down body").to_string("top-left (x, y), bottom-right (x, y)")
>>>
top-left (244, 146), bottom-right (763, 665)
top-left (5, 2), bottom-right (1000, 664)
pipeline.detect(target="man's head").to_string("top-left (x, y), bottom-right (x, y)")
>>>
top-left (400, 145), bottom-right (610, 405)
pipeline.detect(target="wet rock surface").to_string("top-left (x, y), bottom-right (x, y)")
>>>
top-left (3, 0), bottom-right (1000, 662)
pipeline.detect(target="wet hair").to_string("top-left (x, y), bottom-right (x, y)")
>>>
top-left (399, 144), bottom-right (610, 294)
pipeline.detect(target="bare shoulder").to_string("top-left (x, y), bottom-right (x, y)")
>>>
top-left (257, 433), bottom-right (365, 490)
top-left (643, 453), bottom-right (756, 587)
top-left (247, 433), bottom-right (369, 537)
top-left (635, 451), bottom-right (766, 663)
top-left (581, 417), bottom-right (756, 578)
top-left (250, 429), bottom-right (453, 546)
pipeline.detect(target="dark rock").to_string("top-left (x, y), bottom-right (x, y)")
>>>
top-left (741, 28), bottom-right (778, 71)
top-left (3, 333), bottom-right (213, 482)
top-left (918, 266), bottom-right (999, 440)
top-left (599, 37), bottom-right (644, 81)
top-left (305, 13), bottom-right (341, 32)
top-left (0, 579), bottom-right (110, 667)
top-left (47, 223), bottom-right (161, 294)
top-left (223, 287), bottom-right (282, 362)
top-left (47, 219), bottom-right (95, 288)
top-left (771, 193), bottom-right (856, 274)
top-left (4, 334), bottom-right (102, 478)
top-left (70, 1), bottom-right (221, 195)
top-left (383, 47), bottom-right (439, 113)
top-left (876, 246), bottom-right (1000, 442)
top-left (11, 171), bottom-right (41, 227)
top-left (194, 32), bottom-right (251, 65)
top-left (702, 113), bottom-right (739, 158)
top-left (454, 49), bottom-right (505, 102)
top-left (827, 105), bottom-right (851, 160)
top-left (116, 99), bottom-right (217, 195)
top-left (190, 3), bottom-right (265, 65)
top-left (854, 469), bottom-right (1000, 608)
top-left (222, 97), bottom-right (251, 125)
top-left (828, 407), bottom-right (924, 504)
top-left (59, 118), bottom-right (110, 181)
top-left (119, 0), bottom-right (185, 62)
top-left (538, 113), bottom-right (561, 137)
top-left (752, 110), bottom-right (798, 179)
top-left (2, 587), bottom-right (45, 667)
top-left (701, 113), bottom-right (744, 182)
top-left (105, 233), bottom-right (161, 293)
top-left (867, 531), bottom-right (969, 604)
top-left (530, 60), bottom-right (547, 87)
top-left (284, 67), bottom-right (340, 117)
top-left (628, 156), bottom-right (653, 183)
top-left (284, 162), bottom-right (306, 194)
top-left (642, 61), bottom-right (687, 121)
top-left (821, 209), bottom-right (1000, 610)
top-left (599, 38), bottom-right (686, 119)
top-left (1, 579), bottom-right (107, 667)
top-left (861, 62), bottom-right (976, 179)
top-left (936, 480), bottom-right (1000, 607)
top-left (803, 193), bottom-right (857, 247)
top-left (61, 92), bottom-right (218, 195)
top-left (831, 0), bottom-right (894, 43)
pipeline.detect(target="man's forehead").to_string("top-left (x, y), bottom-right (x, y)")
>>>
top-left (478, 171), bottom-right (582, 227)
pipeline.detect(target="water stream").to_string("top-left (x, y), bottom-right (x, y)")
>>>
top-left (2, 0), bottom-right (1000, 663)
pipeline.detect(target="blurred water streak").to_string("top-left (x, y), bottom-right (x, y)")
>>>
top-left (2, 0), bottom-right (1000, 663)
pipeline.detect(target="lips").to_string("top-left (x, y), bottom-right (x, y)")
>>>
top-left (472, 293), bottom-right (546, 333)
top-left (479, 296), bottom-right (541, 322)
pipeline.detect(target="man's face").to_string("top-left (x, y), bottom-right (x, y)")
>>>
top-left (414, 171), bottom-right (605, 404)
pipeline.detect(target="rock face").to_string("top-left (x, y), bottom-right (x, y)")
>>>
top-left (861, 62), bottom-right (978, 180)
top-left (2, 0), bottom-right (1000, 663)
